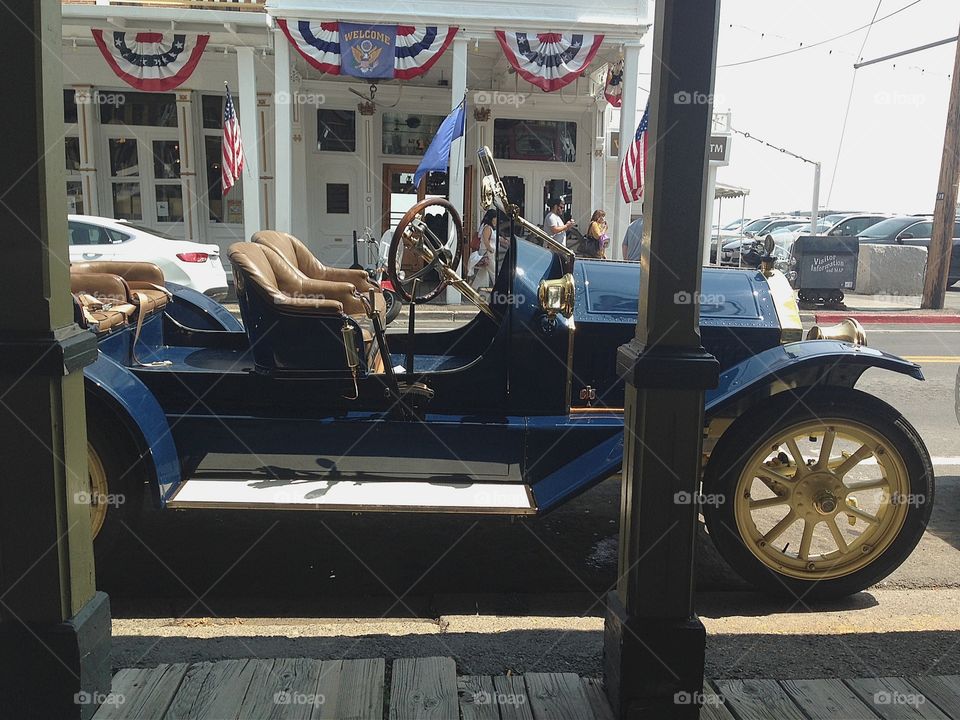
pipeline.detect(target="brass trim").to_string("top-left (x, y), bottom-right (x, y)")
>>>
top-left (764, 269), bottom-right (804, 343)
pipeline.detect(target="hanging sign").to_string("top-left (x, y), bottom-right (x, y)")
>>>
top-left (495, 31), bottom-right (604, 92)
top-left (92, 30), bottom-right (209, 91)
top-left (277, 20), bottom-right (457, 80)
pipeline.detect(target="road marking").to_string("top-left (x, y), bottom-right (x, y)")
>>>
top-left (902, 355), bottom-right (960, 363)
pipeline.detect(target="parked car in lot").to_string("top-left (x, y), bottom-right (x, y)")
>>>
top-left (720, 218), bottom-right (812, 265)
top-left (823, 214), bottom-right (888, 237)
top-left (858, 215), bottom-right (960, 286)
top-left (70, 147), bottom-right (935, 600)
top-left (68, 215), bottom-right (228, 299)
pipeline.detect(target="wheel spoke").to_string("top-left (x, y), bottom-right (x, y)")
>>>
top-left (844, 477), bottom-right (890, 492)
top-left (828, 517), bottom-right (849, 554)
top-left (833, 444), bottom-right (874, 479)
top-left (749, 495), bottom-right (789, 510)
top-left (785, 438), bottom-right (808, 475)
top-left (798, 518), bottom-right (817, 561)
top-left (763, 510), bottom-right (797, 544)
top-left (844, 505), bottom-right (880, 525)
top-left (817, 429), bottom-right (835, 469)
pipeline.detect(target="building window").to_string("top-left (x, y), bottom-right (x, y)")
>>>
top-left (326, 183), bottom-right (350, 214)
top-left (609, 131), bottom-right (620, 158)
top-left (493, 119), bottom-right (577, 162)
top-left (382, 112), bottom-right (445, 156)
top-left (65, 136), bottom-right (83, 214)
top-left (204, 136), bottom-right (243, 224)
top-left (101, 92), bottom-right (177, 127)
top-left (64, 89), bottom-right (78, 124)
top-left (318, 110), bottom-right (356, 152)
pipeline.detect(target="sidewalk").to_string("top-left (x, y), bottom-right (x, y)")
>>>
top-left (812, 289), bottom-right (960, 324)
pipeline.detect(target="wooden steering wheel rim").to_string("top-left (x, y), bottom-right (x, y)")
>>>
top-left (388, 197), bottom-right (464, 304)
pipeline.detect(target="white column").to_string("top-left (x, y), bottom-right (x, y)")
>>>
top-left (702, 165), bottom-right (717, 265)
top-left (73, 86), bottom-right (100, 216)
top-left (274, 28), bottom-right (293, 233)
top-left (176, 90), bottom-right (202, 241)
top-left (257, 91), bottom-right (275, 229)
top-left (612, 41), bottom-right (642, 261)
top-left (290, 72), bottom-right (309, 239)
top-left (446, 34), bottom-right (468, 303)
top-left (590, 103), bottom-right (606, 226)
top-left (237, 47), bottom-right (262, 238)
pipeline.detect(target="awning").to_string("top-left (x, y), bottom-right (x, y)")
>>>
top-left (715, 183), bottom-right (750, 200)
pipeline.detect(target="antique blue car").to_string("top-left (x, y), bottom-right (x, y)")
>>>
top-left (72, 148), bottom-right (933, 599)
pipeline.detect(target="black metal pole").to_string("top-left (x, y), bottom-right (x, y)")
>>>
top-left (604, 0), bottom-right (722, 717)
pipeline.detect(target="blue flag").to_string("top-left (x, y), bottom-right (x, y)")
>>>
top-left (413, 100), bottom-right (465, 188)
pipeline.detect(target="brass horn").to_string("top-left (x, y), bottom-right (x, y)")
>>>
top-left (806, 318), bottom-right (867, 346)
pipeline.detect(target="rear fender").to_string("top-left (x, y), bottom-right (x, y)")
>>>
top-left (84, 353), bottom-right (181, 505)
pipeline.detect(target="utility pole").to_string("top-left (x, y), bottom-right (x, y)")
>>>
top-left (810, 161), bottom-right (821, 234)
top-left (922, 25), bottom-right (960, 309)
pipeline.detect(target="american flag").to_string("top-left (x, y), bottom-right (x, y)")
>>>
top-left (619, 103), bottom-right (649, 203)
top-left (221, 84), bottom-right (245, 196)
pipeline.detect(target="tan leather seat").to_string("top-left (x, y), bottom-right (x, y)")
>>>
top-left (70, 261), bottom-right (170, 313)
top-left (227, 242), bottom-right (349, 314)
top-left (252, 231), bottom-right (382, 317)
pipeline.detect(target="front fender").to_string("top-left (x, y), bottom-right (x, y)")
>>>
top-left (706, 340), bottom-right (923, 415)
top-left (84, 353), bottom-right (181, 503)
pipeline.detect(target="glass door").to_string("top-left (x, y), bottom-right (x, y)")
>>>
top-left (104, 132), bottom-right (184, 233)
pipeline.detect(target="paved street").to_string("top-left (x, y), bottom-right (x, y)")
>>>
top-left (102, 310), bottom-right (960, 682)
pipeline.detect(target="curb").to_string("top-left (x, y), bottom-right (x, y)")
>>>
top-left (814, 312), bottom-right (960, 324)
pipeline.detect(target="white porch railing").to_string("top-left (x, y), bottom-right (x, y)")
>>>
top-left (64, 0), bottom-right (264, 10)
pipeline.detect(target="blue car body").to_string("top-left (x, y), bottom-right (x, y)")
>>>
top-left (81, 239), bottom-right (923, 514)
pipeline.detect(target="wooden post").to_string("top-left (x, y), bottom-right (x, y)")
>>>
top-left (0, 1), bottom-right (110, 718)
top-left (603, 0), bottom-right (721, 717)
top-left (922, 27), bottom-right (960, 309)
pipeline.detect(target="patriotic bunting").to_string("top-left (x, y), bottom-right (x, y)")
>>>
top-left (92, 30), bottom-right (209, 92)
top-left (495, 31), bottom-right (604, 92)
top-left (604, 58), bottom-right (624, 107)
top-left (277, 20), bottom-right (458, 80)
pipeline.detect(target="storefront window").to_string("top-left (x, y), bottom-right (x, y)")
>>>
top-left (101, 92), bottom-right (176, 127)
top-left (65, 136), bottom-right (81, 174)
top-left (64, 89), bottom-right (77, 124)
top-left (204, 136), bottom-right (243, 224)
top-left (318, 110), bottom-right (356, 152)
top-left (65, 136), bottom-right (83, 215)
top-left (111, 183), bottom-right (142, 221)
top-left (152, 140), bottom-right (181, 179)
top-left (493, 119), bottom-right (577, 162)
top-left (382, 112), bottom-right (444, 156)
top-left (326, 183), bottom-right (350, 214)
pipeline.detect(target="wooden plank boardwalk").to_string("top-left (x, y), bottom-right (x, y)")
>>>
top-left (91, 658), bottom-right (960, 719)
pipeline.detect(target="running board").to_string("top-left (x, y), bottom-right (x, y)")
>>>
top-left (167, 478), bottom-right (537, 515)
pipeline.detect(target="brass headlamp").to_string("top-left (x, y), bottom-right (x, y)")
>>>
top-left (538, 274), bottom-right (575, 318)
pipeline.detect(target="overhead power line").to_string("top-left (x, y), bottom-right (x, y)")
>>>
top-left (719, 0), bottom-right (922, 68)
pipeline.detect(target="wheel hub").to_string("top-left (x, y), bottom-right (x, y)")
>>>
top-left (813, 492), bottom-right (838, 515)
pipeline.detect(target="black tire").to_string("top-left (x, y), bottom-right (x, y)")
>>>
top-left (702, 388), bottom-right (933, 600)
top-left (383, 290), bottom-right (402, 324)
top-left (86, 420), bottom-right (145, 563)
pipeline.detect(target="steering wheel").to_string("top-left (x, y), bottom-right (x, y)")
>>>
top-left (388, 197), bottom-right (464, 304)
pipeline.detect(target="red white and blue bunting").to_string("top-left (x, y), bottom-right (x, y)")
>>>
top-left (495, 31), bottom-right (604, 92)
top-left (277, 20), bottom-right (458, 80)
top-left (604, 58), bottom-right (624, 107)
top-left (92, 30), bottom-right (209, 92)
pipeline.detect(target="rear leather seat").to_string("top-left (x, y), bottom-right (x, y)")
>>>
top-left (70, 261), bottom-right (170, 334)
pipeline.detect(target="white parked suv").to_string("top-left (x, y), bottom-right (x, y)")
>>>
top-left (68, 215), bottom-right (228, 300)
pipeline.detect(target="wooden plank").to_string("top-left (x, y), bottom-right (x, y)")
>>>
top-left (781, 678), bottom-right (881, 720)
top-left (714, 679), bottom-right (807, 720)
top-left (238, 658), bottom-right (326, 720)
top-left (163, 662), bottom-right (215, 719)
top-left (94, 665), bottom-right (187, 720)
top-left (847, 678), bottom-right (951, 720)
top-left (909, 676), bottom-right (960, 719)
top-left (459, 676), bottom-right (500, 720)
top-left (493, 675), bottom-right (534, 720)
top-left (389, 657), bottom-right (458, 720)
top-left (580, 678), bottom-right (615, 720)
top-left (312, 659), bottom-right (343, 720)
top-left (523, 673), bottom-right (593, 720)
top-left (337, 658), bottom-right (385, 720)
top-left (164, 658), bottom-right (258, 719)
top-left (698, 681), bottom-right (737, 720)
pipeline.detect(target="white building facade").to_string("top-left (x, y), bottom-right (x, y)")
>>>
top-left (60, 0), bottom-right (650, 274)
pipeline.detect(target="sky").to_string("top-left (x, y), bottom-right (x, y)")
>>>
top-left (637, 0), bottom-right (960, 223)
